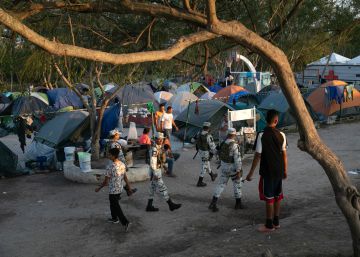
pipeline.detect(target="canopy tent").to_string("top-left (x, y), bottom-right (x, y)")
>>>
top-left (30, 92), bottom-right (49, 105)
top-left (228, 90), bottom-right (258, 106)
top-left (348, 55), bottom-right (360, 64)
top-left (321, 80), bottom-right (348, 87)
top-left (101, 104), bottom-right (121, 139)
top-left (208, 83), bottom-right (223, 93)
top-left (168, 91), bottom-right (198, 117)
top-left (47, 88), bottom-right (83, 110)
top-left (213, 85), bottom-right (246, 100)
top-left (259, 92), bottom-right (317, 128)
top-left (0, 141), bottom-right (19, 176)
top-left (174, 100), bottom-right (234, 141)
top-left (176, 82), bottom-right (210, 97)
top-left (200, 91), bottom-right (216, 100)
top-left (154, 91), bottom-right (173, 104)
top-left (115, 82), bottom-right (155, 106)
top-left (35, 110), bottom-right (89, 148)
top-left (307, 86), bottom-right (360, 117)
top-left (309, 53), bottom-right (350, 65)
top-left (2, 96), bottom-right (48, 116)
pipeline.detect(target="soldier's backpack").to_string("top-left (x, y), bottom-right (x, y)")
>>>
top-left (218, 141), bottom-right (235, 163)
top-left (196, 133), bottom-right (210, 151)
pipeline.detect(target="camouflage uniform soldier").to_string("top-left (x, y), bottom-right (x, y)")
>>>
top-left (146, 132), bottom-right (182, 212)
top-left (209, 128), bottom-right (244, 212)
top-left (196, 122), bottom-right (218, 187)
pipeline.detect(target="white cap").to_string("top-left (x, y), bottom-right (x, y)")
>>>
top-left (155, 132), bottom-right (165, 139)
top-left (227, 128), bottom-right (236, 135)
top-left (109, 129), bottom-right (121, 136)
top-left (203, 122), bottom-right (211, 127)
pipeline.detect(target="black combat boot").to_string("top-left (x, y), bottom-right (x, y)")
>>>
top-left (197, 177), bottom-right (207, 187)
top-left (209, 172), bottom-right (218, 182)
top-left (208, 196), bottom-right (219, 212)
top-left (167, 199), bottom-right (182, 211)
top-left (234, 198), bottom-right (244, 209)
top-left (146, 199), bottom-right (159, 212)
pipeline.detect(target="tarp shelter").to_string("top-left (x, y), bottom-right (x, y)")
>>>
top-left (307, 85), bottom-right (360, 117)
top-left (174, 100), bottom-right (234, 141)
top-left (0, 141), bottom-right (18, 176)
top-left (176, 82), bottom-right (210, 97)
top-left (115, 82), bottom-right (155, 106)
top-left (208, 83), bottom-right (223, 93)
top-left (31, 92), bottom-right (49, 105)
top-left (35, 110), bottom-right (89, 148)
top-left (168, 91), bottom-right (198, 117)
top-left (2, 96), bottom-right (48, 116)
top-left (47, 88), bottom-right (83, 110)
top-left (213, 85), bottom-right (246, 100)
top-left (259, 92), bottom-right (317, 128)
top-left (200, 91), bottom-right (216, 100)
top-left (0, 94), bottom-right (11, 113)
top-left (101, 104), bottom-right (121, 139)
top-left (154, 91), bottom-right (173, 104)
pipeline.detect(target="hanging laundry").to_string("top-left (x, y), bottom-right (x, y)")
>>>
top-left (327, 86), bottom-right (338, 103)
top-left (15, 117), bottom-right (26, 153)
top-left (335, 86), bottom-right (344, 104)
top-left (345, 84), bottom-right (354, 101)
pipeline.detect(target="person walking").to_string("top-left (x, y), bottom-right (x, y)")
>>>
top-left (95, 148), bottom-right (132, 232)
top-left (161, 106), bottom-right (179, 141)
top-left (155, 103), bottom-right (166, 132)
top-left (195, 122), bottom-right (218, 187)
top-left (145, 132), bottom-right (182, 212)
top-left (245, 109), bottom-right (287, 232)
top-left (208, 128), bottom-right (243, 211)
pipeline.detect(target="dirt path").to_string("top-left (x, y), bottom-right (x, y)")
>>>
top-left (1, 122), bottom-right (359, 257)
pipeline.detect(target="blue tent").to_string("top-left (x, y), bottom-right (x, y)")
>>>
top-left (208, 83), bottom-right (223, 93)
top-left (228, 91), bottom-right (258, 106)
top-left (101, 104), bottom-right (121, 139)
top-left (47, 88), bottom-right (83, 110)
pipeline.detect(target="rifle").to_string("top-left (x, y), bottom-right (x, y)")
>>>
top-left (193, 150), bottom-right (199, 159)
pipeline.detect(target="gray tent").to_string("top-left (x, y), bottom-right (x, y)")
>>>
top-left (0, 141), bottom-right (18, 176)
top-left (115, 82), bottom-right (155, 106)
top-left (174, 100), bottom-right (234, 142)
top-left (35, 111), bottom-right (89, 148)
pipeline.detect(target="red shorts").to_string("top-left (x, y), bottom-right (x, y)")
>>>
top-left (259, 176), bottom-right (284, 204)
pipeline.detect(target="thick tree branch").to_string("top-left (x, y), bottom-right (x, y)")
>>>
top-left (0, 8), bottom-right (217, 65)
top-left (207, 0), bottom-right (218, 25)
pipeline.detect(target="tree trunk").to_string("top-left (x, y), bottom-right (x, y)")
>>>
top-left (208, 19), bottom-right (360, 255)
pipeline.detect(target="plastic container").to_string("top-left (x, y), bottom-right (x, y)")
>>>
top-left (78, 152), bottom-right (92, 172)
top-left (127, 122), bottom-right (138, 140)
top-left (64, 147), bottom-right (76, 161)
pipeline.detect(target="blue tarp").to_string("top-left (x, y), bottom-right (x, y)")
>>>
top-left (208, 84), bottom-right (223, 93)
top-left (47, 88), bottom-right (83, 110)
top-left (228, 91), bottom-right (256, 104)
top-left (101, 104), bottom-right (120, 139)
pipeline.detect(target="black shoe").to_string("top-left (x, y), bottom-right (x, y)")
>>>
top-left (208, 196), bottom-right (219, 212)
top-left (167, 199), bottom-right (182, 211)
top-left (124, 222), bottom-right (132, 232)
top-left (235, 198), bottom-right (244, 209)
top-left (197, 177), bottom-right (207, 187)
top-left (146, 199), bottom-right (159, 212)
top-left (210, 172), bottom-right (218, 182)
top-left (107, 218), bottom-right (119, 224)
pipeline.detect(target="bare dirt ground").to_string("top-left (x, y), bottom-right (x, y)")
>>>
top-left (1, 122), bottom-right (359, 257)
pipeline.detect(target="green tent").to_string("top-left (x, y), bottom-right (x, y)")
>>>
top-left (174, 100), bottom-right (234, 142)
top-left (34, 110), bottom-right (89, 148)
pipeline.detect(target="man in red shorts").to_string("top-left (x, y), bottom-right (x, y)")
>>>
top-left (245, 109), bottom-right (287, 232)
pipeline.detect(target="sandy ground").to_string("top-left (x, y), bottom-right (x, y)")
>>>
top-left (1, 122), bottom-right (360, 257)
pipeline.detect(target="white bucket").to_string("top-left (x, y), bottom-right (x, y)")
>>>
top-left (64, 147), bottom-right (76, 161)
top-left (78, 152), bottom-right (92, 172)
